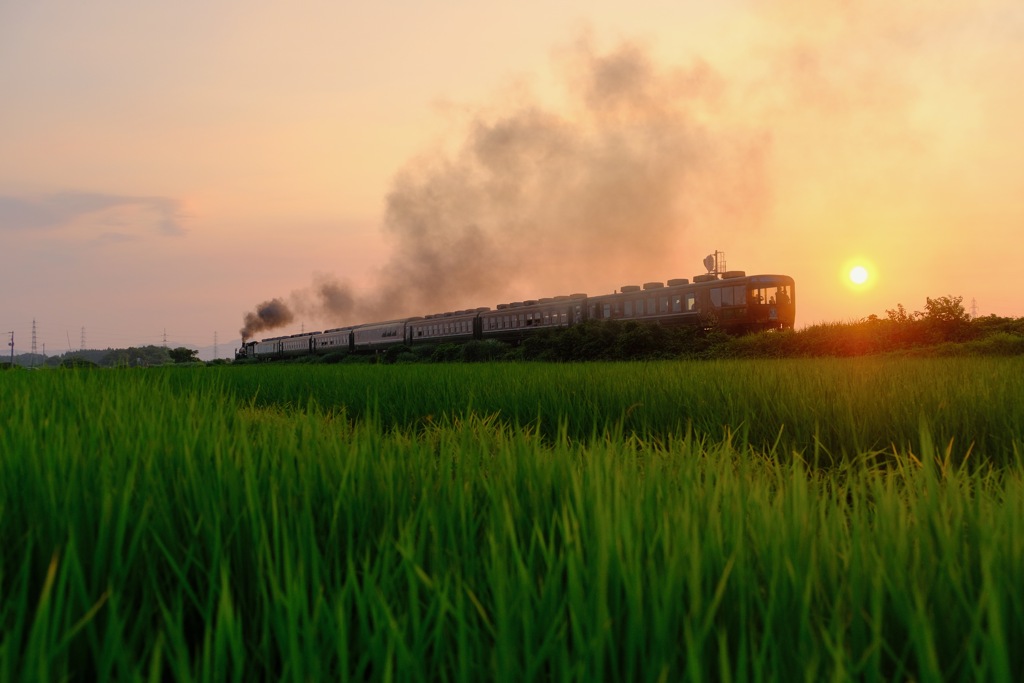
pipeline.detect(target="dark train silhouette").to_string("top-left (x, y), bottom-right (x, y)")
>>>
top-left (236, 254), bottom-right (794, 360)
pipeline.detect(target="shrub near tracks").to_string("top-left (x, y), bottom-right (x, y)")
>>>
top-left (1, 363), bottom-right (1022, 681)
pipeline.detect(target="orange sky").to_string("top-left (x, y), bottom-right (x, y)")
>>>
top-left (2, 0), bottom-right (1022, 356)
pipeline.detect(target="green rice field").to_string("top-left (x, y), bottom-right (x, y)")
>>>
top-left (2, 358), bottom-right (1023, 681)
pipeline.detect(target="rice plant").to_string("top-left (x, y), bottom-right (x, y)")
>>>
top-left (1, 360), bottom-right (1022, 681)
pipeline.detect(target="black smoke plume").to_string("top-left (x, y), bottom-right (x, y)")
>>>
top-left (240, 298), bottom-right (294, 341)
top-left (240, 35), bottom-right (768, 335)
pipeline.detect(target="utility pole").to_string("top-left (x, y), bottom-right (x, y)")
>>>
top-left (80, 327), bottom-right (86, 351)
top-left (31, 319), bottom-right (37, 356)
top-left (214, 332), bottom-right (218, 360)
top-left (7, 331), bottom-right (13, 365)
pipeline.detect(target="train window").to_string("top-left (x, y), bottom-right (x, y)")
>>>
top-left (722, 287), bottom-right (734, 306)
top-left (603, 304), bottom-right (611, 319)
top-left (561, 313), bottom-right (568, 325)
top-left (734, 286), bottom-right (746, 305)
top-left (686, 292), bottom-right (696, 311)
top-left (711, 288), bottom-right (722, 307)
top-left (672, 295), bottom-right (682, 312)
top-left (751, 285), bottom-right (791, 305)
top-left (660, 296), bottom-right (669, 313)
top-left (636, 299), bottom-right (644, 315)
top-left (624, 301), bottom-right (633, 316)
top-left (647, 298), bottom-right (656, 315)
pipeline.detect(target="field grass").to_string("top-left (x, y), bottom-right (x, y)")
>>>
top-left (1, 359), bottom-right (1023, 681)
top-left (200, 357), bottom-right (1024, 464)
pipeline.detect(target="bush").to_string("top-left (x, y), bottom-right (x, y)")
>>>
top-left (460, 339), bottom-right (510, 362)
top-left (383, 345), bottom-right (412, 364)
top-left (430, 343), bottom-right (462, 363)
top-left (964, 332), bottom-right (1024, 356)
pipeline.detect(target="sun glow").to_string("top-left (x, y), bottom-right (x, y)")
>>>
top-left (849, 266), bottom-right (869, 285)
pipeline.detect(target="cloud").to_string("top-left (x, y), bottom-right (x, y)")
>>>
top-left (0, 191), bottom-right (186, 239)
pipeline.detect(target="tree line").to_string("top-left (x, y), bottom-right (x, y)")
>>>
top-left (6, 295), bottom-right (1022, 370)
top-left (2, 345), bottom-right (203, 369)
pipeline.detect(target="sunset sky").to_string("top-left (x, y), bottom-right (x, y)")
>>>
top-left (3, 0), bottom-right (1022, 357)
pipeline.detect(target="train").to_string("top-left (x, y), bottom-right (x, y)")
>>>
top-left (235, 260), bottom-right (795, 361)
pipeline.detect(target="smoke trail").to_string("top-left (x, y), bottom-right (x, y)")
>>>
top-left (240, 35), bottom-right (769, 333)
top-left (363, 37), bottom-right (767, 318)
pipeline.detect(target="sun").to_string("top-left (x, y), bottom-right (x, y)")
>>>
top-left (849, 265), bottom-right (869, 285)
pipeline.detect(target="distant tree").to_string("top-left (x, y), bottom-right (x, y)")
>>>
top-left (918, 295), bottom-right (973, 343)
top-left (885, 303), bottom-right (920, 323)
top-left (922, 295), bottom-right (971, 325)
top-left (168, 347), bottom-right (200, 364)
top-left (103, 345), bottom-right (173, 367)
top-left (60, 357), bottom-right (99, 369)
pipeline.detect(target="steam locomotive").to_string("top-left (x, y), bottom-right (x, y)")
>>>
top-left (235, 262), bottom-right (795, 361)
